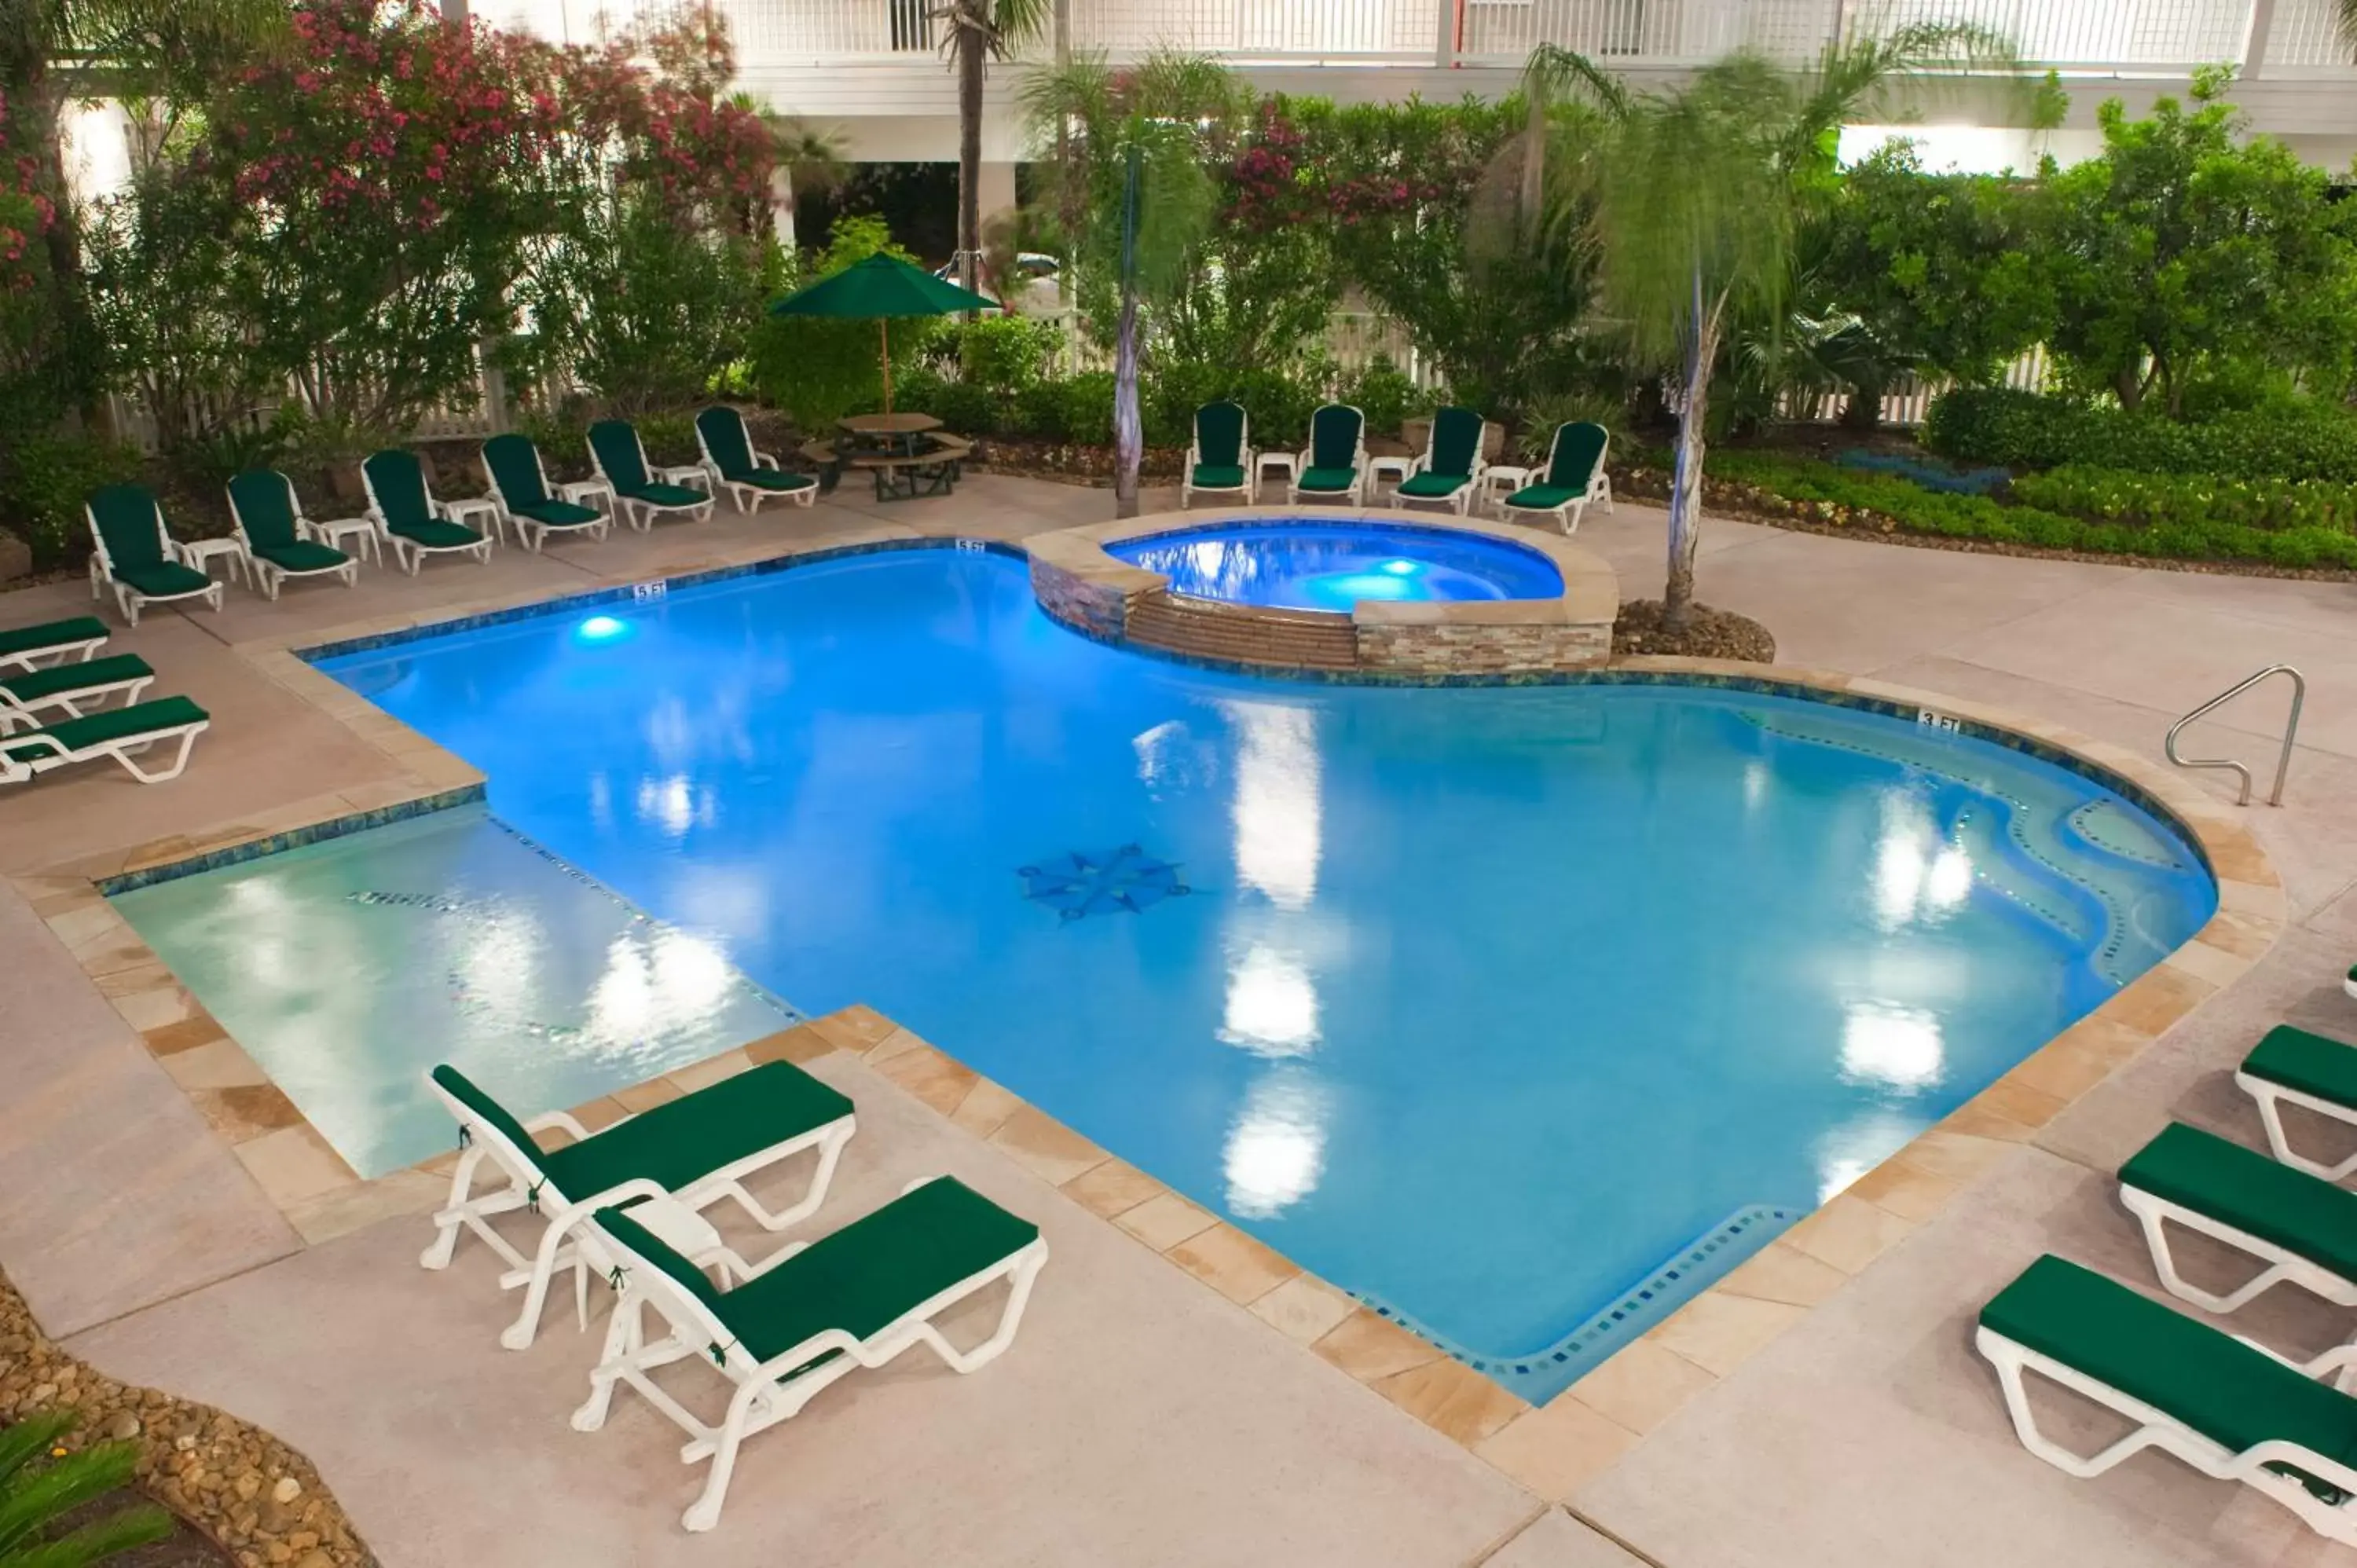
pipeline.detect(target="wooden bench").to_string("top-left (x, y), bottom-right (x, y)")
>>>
top-left (803, 434), bottom-right (974, 503)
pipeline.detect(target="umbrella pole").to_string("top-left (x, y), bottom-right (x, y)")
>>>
top-left (881, 318), bottom-right (893, 414)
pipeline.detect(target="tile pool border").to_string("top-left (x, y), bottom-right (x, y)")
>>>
top-left (13, 534), bottom-right (2287, 1508)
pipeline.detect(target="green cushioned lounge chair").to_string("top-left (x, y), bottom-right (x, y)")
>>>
top-left (1502, 421), bottom-right (1614, 534)
top-left (1395, 405), bottom-right (1488, 515)
top-left (360, 449), bottom-right (493, 573)
top-left (571, 1174), bottom-right (1048, 1533)
top-left (2237, 1024), bottom-right (2357, 1181)
top-left (589, 419), bottom-right (713, 530)
top-left (0, 615), bottom-right (109, 672)
top-left (421, 1060), bottom-right (857, 1351)
top-left (2120, 1121), bottom-right (2357, 1315)
top-left (0, 694), bottom-right (210, 786)
top-left (0, 652), bottom-right (155, 733)
top-left (482, 434), bottom-right (613, 552)
top-left (1182, 400), bottom-right (1255, 509)
top-left (1288, 403), bottom-right (1367, 508)
top-left (225, 471), bottom-right (360, 599)
top-left (84, 485), bottom-right (223, 626)
top-left (1978, 1252), bottom-right (2357, 1545)
top-left (695, 407), bottom-right (816, 515)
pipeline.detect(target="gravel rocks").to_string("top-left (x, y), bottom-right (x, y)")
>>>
top-left (0, 1268), bottom-right (375, 1568)
top-left (1612, 599), bottom-right (1778, 661)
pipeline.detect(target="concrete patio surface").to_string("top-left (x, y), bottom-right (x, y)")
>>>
top-left (9, 474), bottom-right (2357, 1564)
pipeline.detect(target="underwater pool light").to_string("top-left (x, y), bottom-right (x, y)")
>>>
top-left (577, 614), bottom-right (630, 643)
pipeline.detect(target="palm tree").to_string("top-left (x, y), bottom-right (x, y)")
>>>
top-left (1023, 49), bottom-right (1237, 517)
top-left (1526, 24), bottom-right (2011, 632)
top-left (936, 0), bottom-right (1051, 304)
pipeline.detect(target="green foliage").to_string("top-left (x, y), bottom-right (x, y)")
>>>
top-left (1301, 93), bottom-right (1591, 416)
top-left (2040, 92), bottom-right (2357, 413)
top-left (1146, 360), bottom-right (1327, 450)
top-left (890, 365), bottom-right (1002, 435)
top-left (514, 405), bottom-right (594, 481)
top-left (955, 315), bottom-right (1061, 394)
top-left (1926, 387), bottom-right (2357, 483)
top-left (636, 412), bottom-right (699, 467)
top-left (0, 430), bottom-right (144, 566)
top-left (0, 1408), bottom-right (172, 1565)
top-left (1058, 370), bottom-right (1117, 445)
top-left (1706, 448), bottom-right (2357, 570)
top-left (1335, 353), bottom-right (1426, 438)
top-left (747, 216), bottom-right (946, 429)
top-left (2010, 464), bottom-right (2357, 533)
top-left (1806, 142), bottom-right (2055, 390)
top-left (531, 197), bottom-right (768, 417)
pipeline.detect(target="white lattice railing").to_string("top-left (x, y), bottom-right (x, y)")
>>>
top-left (1860, 0), bottom-right (2254, 68)
top-left (2259, 0), bottom-right (2356, 71)
top-left (482, 0), bottom-right (2341, 78)
top-left (1065, 0), bottom-right (1442, 58)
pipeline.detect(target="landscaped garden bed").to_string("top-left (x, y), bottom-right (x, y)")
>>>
top-left (0, 1270), bottom-right (371, 1568)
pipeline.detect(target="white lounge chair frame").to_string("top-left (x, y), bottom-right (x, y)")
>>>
top-left (360, 458), bottom-right (496, 574)
top-left (417, 1073), bottom-right (856, 1352)
top-left (1180, 405), bottom-right (1256, 509)
top-left (1502, 423), bottom-right (1616, 534)
top-left (1287, 404), bottom-right (1369, 508)
top-left (2, 708), bottom-right (210, 785)
top-left (1978, 1322), bottom-right (2357, 1545)
top-left (225, 474), bottom-right (362, 599)
top-left (0, 623), bottom-right (108, 672)
top-left (85, 498), bottom-right (224, 626)
top-left (695, 412), bottom-right (816, 515)
top-left (570, 1178), bottom-right (1050, 1533)
top-left (2119, 1178), bottom-right (2357, 1316)
top-left (592, 425), bottom-right (716, 530)
top-left (2235, 1065), bottom-right (2357, 1181)
top-left (483, 438), bottom-right (618, 552)
top-left (0, 664), bottom-right (154, 733)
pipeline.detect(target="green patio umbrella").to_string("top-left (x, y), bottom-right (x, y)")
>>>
top-left (767, 252), bottom-right (996, 413)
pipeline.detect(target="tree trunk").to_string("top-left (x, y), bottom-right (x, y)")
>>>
top-left (1113, 279), bottom-right (1142, 518)
top-left (1663, 278), bottom-right (1719, 635)
top-left (957, 20), bottom-right (985, 306)
top-left (2113, 365), bottom-right (2143, 412)
top-left (1838, 377), bottom-right (1882, 432)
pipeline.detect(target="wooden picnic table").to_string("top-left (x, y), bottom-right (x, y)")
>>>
top-left (802, 423), bottom-right (974, 503)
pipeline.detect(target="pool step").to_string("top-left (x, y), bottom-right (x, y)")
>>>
top-left (1125, 591), bottom-right (1360, 670)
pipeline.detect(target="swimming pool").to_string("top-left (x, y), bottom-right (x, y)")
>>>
top-left (1107, 520), bottom-right (1565, 610)
top-left (159, 548), bottom-right (2212, 1399)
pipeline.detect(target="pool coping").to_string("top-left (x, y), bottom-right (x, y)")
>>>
top-left (1025, 505), bottom-right (1620, 673)
top-left (9, 536), bottom-right (2286, 1506)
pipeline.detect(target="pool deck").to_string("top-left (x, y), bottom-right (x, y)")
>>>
top-left (6, 474), bottom-right (2357, 1565)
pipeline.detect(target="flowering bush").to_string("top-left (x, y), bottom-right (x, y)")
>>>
top-left (96, 0), bottom-right (774, 439)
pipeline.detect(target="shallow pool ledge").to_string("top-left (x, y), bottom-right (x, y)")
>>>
top-left (1028, 504), bottom-right (1621, 676)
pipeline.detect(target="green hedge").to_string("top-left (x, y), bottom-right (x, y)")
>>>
top-left (1925, 387), bottom-right (2357, 485)
top-left (2010, 464), bottom-right (2357, 533)
top-left (1706, 449), bottom-right (2357, 570)
top-left (890, 363), bottom-right (1339, 452)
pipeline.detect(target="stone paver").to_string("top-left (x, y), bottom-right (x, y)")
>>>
top-left (13, 481), bottom-right (2357, 1563)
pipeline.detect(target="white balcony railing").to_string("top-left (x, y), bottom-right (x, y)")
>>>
top-left (1069, 0), bottom-right (1441, 59)
top-left (488, 0), bottom-right (2348, 81)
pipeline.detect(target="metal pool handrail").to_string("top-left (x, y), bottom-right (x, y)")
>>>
top-left (2165, 664), bottom-right (2305, 807)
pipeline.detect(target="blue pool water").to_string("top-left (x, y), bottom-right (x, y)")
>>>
top-left (1107, 520), bottom-right (1564, 610)
top-left (299, 549), bottom-right (2209, 1397)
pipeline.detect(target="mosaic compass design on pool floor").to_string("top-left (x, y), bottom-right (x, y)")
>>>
top-left (1017, 845), bottom-right (1193, 921)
